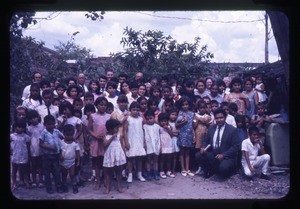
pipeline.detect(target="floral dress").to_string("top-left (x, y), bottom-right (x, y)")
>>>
top-left (177, 110), bottom-right (194, 148)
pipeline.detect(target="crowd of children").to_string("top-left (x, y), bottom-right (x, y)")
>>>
top-left (10, 71), bottom-right (289, 194)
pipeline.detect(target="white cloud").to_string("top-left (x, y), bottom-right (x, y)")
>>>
top-left (23, 11), bottom-right (280, 63)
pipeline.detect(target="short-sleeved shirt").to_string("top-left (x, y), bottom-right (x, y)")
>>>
top-left (39, 128), bottom-right (63, 155)
top-left (241, 138), bottom-right (262, 164)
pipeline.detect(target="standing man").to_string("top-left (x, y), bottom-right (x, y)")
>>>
top-left (77, 73), bottom-right (89, 93)
top-left (195, 108), bottom-right (240, 179)
top-left (22, 71), bottom-right (42, 101)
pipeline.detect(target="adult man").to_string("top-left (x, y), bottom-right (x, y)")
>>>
top-left (117, 73), bottom-right (128, 92)
top-left (77, 73), bottom-right (88, 93)
top-left (134, 72), bottom-right (144, 85)
top-left (22, 72), bottom-right (42, 101)
top-left (195, 108), bottom-right (240, 179)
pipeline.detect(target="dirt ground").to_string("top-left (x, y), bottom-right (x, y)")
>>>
top-left (10, 158), bottom-right (290, 201)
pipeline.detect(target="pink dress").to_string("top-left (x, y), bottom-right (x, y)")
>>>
top-left (224, 92), bottom-right (249, 115)
top-left (89, 112), bottom-right (111, 157)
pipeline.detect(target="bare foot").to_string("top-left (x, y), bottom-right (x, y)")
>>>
top-left (103, 188), bottom-right (110, 194)
top-left (94, 183), bottom-right (100, 190)
top-left (117, 187), bottom-right (124, 193)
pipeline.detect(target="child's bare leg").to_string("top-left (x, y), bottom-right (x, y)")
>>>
top-left (115, 166), bottom-right (124, 193)
top-left (103, 167), bottom-right (111, 194)
top-left (94, 166), bottom-right (100, 190)
top-left (11, 163), bottom-right (18, 190)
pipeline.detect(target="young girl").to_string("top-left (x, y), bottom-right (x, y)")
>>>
top-left (22, 83), bottom-right (43, 110)
top-left (243, 78), bottom-right (259, 119)
top-left (103, 119), bottom-right (126, 194)
top-left (194, 101), bottom-right (211, 174)
top-left (110, 95), bottom-right (129, 179)
top-left (123, 101), bottom-right (146, 183)
top-left (175, 96), bottom-right (196, 177)
top-left (147, 97), bottom-right (161, 124)
top-left (26, 109), bottom-right (44, 187)
top-left (168, 107), bottom-right (180, 174)
top-left (158, 112), bottom-right (175, 178)
top-left (137, 96), bottom-right (148, 124)
top-left (57, 101), bottom-right (82, 142)
top-left (87, 97), bottom-right (111, 190)
top-left (88, 79), bottom-right (102, 101)
top-left (143, 109), bottom-right (161, 180)
top-left (255, 75), bottom-right (268, 104)
top-left (65, 84), bottom-right (80, 104)
top-left (10, 118), bottom-right (31, 190)
top-left (224, 77), bottom-right (250, 115)
top-left (82, 104), bottom-right (96, 182)
top-left (59, 124), bottom-right (80, 194)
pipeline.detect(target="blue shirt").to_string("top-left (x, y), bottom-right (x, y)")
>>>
top-left (39, 128), bottom-right (63, 155)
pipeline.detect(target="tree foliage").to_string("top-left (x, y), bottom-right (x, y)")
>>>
top-left (112, 27), bottom-right (214, 80)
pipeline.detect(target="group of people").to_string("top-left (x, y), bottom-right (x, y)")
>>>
top-left (10, 69), bottom-right (288, 194)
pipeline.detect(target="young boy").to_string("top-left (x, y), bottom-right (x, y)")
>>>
top-left (39, 115), bottom-right (64, 193)
top-left (241, 126), bottom-right (271, 180)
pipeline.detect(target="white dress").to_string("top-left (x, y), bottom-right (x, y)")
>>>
top-left (143, 123), bottom-right (161, 155)
top-left (125, 116), bottom-right (146, 157)
top-left (103, 134), bottom-right (126, 167)
top-left (27, 123), bottom-right (44, 157)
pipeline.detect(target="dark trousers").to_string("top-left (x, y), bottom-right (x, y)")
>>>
top-left (195, 151), bottom-right (236, 178)
top-left (42, 154), bottom-right (62, 189)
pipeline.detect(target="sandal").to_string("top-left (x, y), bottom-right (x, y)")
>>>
top-left (187, 170), bottom-right (195, 177)
top-left (181, 170), bottom-right (187, 176)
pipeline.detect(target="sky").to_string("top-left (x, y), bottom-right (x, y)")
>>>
top-left (23, 11), bottom-right (282, 63)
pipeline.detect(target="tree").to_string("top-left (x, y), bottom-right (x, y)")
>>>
top-left (112, 27), bottom-right (214, 81)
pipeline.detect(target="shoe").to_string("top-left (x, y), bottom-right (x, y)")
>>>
top-left (160, 172), bottom-right (167, 179)
top-left (260, 173), bottom-right (271, 180)
top-left (181, 170), bottom-right (187, 177)
top-left (46, 187), bottom-right (54, 194)
top-left (127, 173), bottom-right (133, 183)
top-left (137, 172), bottom-right (146, 182)
top-left (32, 183), bottom-right (37, 187)
top-left (73, 185), bottom-right (78, 194)
top-left (166, 171), bottom-right (175, 178)
top-left (88, 175), bottom-right (96, 182)
top-left (186, 170), bottom-right (195, 177)
top-left (195, 167), bottom-right (202, 175)
top-left (38, 183), bottom-right (44, 188)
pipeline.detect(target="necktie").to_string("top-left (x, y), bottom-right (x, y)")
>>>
top-left (216, 126), bottom-right (221, 148)
top-left (47, 106), bottom-right (51, 115)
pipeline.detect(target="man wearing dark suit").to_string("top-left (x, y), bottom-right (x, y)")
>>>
top-left (195, 108), bottom-right (240, 179)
